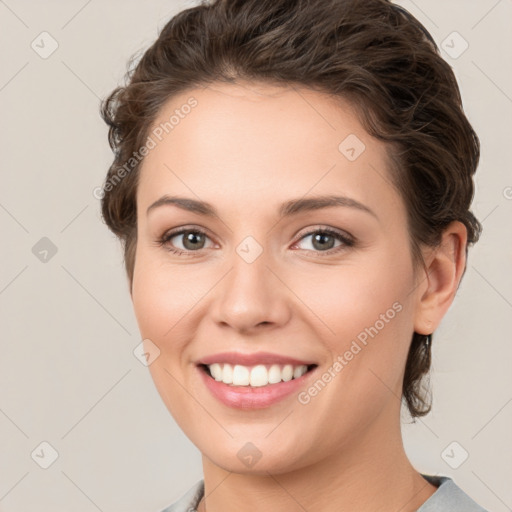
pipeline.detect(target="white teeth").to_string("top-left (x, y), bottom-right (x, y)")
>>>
top-left (282, 364), bottom-right (293, 382)
top-left (249, 365), bottom-right (267, 387)
top-left (293, 365), bottom-right (305, 379)
top-left (209, 363), bottom-right (223, 381)
top-left (206, 363), bottom-right (309, 387)
top-left (268, 364), bottom-right (282, 384)
top-left (221, 363), bottom-right (233, 384)
top-left (232, 365), bottom-right (250, 386)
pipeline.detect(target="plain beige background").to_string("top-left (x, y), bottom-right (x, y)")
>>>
top-left (0, 0), bottom-right (511, 510)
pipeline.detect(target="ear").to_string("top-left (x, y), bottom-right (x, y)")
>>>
top-left (413, 221), bottom-right (468, 335)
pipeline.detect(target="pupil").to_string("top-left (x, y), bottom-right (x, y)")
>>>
top-left (184, 231), bottom-right (204, 250)
top-left (313, 233), bottom-right (334, 250)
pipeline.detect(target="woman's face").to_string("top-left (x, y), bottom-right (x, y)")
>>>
top-left (131, 81), bottom-right (426, 473)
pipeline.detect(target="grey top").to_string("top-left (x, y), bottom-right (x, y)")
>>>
top-left (159, 474), bottom-right (489, 511)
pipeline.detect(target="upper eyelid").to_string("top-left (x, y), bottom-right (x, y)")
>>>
top-left (163, 225), bottom-right (213, 242)
top-left (298, 225), bottom-right (352, 239)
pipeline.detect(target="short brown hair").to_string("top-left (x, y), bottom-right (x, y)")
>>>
top-left (100, 0), bottom-right (481, 418)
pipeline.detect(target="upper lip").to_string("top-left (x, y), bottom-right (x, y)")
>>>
top-left (196, 351), bottom-right (317, 367)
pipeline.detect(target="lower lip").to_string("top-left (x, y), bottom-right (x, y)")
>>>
top-left (197, 365), bottom-right (317, 409)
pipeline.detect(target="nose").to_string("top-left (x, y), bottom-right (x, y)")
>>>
top-left (210, 249), bottom-right (292, 334)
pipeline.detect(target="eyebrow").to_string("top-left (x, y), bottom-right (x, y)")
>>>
top-left (146, 194), bottom-right (377, 219)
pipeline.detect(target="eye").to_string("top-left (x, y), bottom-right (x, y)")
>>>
top-left (292, 227), bottom-right (354, 255)
top-left (157, 227), bottom-right (214, 256)
top-left (157, 226), bottom-right (355, 257)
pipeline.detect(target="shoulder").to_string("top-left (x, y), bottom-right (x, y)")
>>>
top-left (418, 474), bottom-right (490, 512)
top-left (156, 475), bottom-right (490, 512)
top-left (158, 479), bottom-right (204, 512)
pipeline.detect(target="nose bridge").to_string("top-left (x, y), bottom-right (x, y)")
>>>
top-left (211, 236), bottom-right (290, 331)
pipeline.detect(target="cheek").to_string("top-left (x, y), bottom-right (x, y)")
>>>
top-left (131, 252), bottom-right (206, 425)
top-left (131, 252), bottom-right (188, 372)
top-left (132, 247), bottom-right (204, 337)
top-left (294, 250), bottom-right (415, 394)
top-left (295, 255), bottom-right (413, 341)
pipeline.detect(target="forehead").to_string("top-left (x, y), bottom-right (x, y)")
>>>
top-left (137, 81), bottom-right (400, 222)
top-left (146, 81), bottom-right (366, 154)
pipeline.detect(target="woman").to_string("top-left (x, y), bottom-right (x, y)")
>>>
top-left (99, 0), bottom-right (488, 510)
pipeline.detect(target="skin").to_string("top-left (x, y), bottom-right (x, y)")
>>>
top-left (130, 81), bottom-right (467, 512)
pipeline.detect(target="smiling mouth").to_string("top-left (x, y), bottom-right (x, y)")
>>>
top-left (198, 363), bottom-right (318, 388)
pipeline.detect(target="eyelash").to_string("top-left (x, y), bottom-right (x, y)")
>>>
top-left (156, 226), bottom-right (355, 257)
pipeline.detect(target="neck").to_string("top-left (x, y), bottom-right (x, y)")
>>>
top-left (197, 403), bottom-right (437, 512)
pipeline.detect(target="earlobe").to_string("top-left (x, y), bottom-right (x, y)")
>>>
top-left (413, 221), bottom-right (468, 335)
